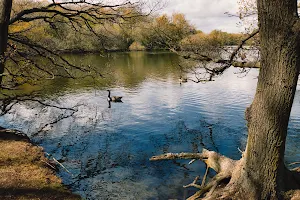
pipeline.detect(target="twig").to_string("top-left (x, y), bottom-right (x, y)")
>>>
top-left (184, 176), bottom-right (202, 189)
top-left (187, 174), bottom-right (230, 200)
top-left (52, 157), bottom-right (72, 175)
top-left (189, 159), bottom-right (196, 165)
top-left (41, 160), bottom-right (56, 170)
top-left (45, 152), bottom-right (73, 176)
top-left (289, 162), bottom-right (300, 166)
top-left (201, 164), bottom-right (209, 187)
top-left (238, 147), bottom-right (243, 154)
top-left (292, 167), bottom-right (300, 172)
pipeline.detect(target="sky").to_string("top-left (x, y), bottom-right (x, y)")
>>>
top-left (155, 0), bottom-right (244, 33)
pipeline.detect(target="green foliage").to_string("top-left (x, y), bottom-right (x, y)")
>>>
top-left (9, 0), bottom-right (247, 53)
top-left (137, 13), bottom-right (196, 50)
top-left (180, 30), bottom-right (245, 56)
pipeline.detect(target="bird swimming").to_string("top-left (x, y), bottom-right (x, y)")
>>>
top-left (179, 75), bottom-right (188, 84)
top-left (107, 90), bottom-right (123, 102)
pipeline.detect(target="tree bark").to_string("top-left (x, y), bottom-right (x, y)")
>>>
top-left (243, 0), bottom-right (300, 198)
top-left (0, 0), bottom-right (12, 85)
top-left (151, 0), bottom-right (300, 199)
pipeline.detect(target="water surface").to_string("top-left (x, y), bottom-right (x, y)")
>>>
top-left (1, 51), bottom-right (300, 200)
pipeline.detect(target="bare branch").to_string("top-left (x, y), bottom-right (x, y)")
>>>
top-left (229, 29), bottom-right (259, 63)
top-left (32, 109), bottom-right (77, 137)
top-left (10, 1), bottom-right (145, 25)
top-left (177, 29), bottom-right (259, 81)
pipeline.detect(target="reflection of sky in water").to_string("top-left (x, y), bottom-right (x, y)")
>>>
top-left (1, 53), bottom-right (300, 199)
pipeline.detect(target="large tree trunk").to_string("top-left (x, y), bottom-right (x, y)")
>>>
top-left (0, 0), bottom-right (12, 85)
top-left (241, 0), bottom-right (300, 199)
top-left (152, 0), bottom-right (300, 199)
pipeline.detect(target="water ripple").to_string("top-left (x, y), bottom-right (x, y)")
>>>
top-left (1, 53), bottom-right (300, 200)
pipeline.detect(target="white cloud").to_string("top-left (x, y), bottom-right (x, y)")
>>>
top-left (155, 0), bottom-right (243, 33)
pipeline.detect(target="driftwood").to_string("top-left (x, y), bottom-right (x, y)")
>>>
top-left (150, 149), bottom-right (239, 199)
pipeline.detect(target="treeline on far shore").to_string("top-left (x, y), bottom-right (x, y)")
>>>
top-left (9, 0), bottom-right (258, 53)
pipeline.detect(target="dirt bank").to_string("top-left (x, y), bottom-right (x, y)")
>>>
top-left (0, 128), bottom-right (81, 200)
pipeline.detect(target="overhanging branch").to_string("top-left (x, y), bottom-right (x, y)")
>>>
top-left (178, 29), bottom-right (259, 81)
top-left (10, 1), bottom-right (144, 25)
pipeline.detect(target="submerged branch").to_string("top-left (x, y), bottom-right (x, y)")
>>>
top-left (150, 152), bottom-right (208, 161)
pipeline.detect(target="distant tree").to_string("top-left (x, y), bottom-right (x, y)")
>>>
top-left (0, 0), bottom-right (146, 89)
top-left (139, 13), bottom-right (196, 50)
top-left (0, 0), bottom-right (150, 115)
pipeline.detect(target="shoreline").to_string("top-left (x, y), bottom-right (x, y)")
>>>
top-left (55, 48), bottom-right (168, 54)
top-left (0, 127), bottom-right (81, 200)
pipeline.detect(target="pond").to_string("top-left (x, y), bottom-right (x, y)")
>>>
top-left (1, 51), bottom-right (300, 200)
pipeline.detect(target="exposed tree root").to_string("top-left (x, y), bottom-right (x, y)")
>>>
top-left (150, 149), bottom-right (300, 200)
top-left (187, 173), bottom-right (231, 200)
top-left (184, 176), bottom-right (202, 189)
top-left (150, 149), bottom-right (238, 199)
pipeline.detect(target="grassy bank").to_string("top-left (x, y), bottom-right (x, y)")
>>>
top-left (0, 129), bottom-right (81, 200)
